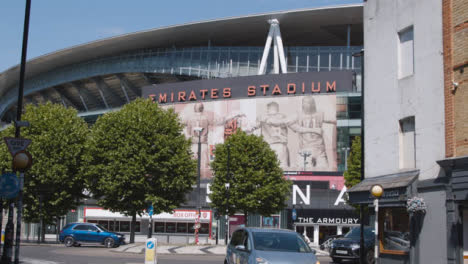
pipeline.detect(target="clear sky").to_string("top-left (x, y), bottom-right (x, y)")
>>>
top-left (0, 0), bottom-right (361, 72)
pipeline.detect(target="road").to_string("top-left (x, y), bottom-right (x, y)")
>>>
top-left (19, 245), bottom-right (334, 264)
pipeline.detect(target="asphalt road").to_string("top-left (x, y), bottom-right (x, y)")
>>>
top-left (18, 245), bottom-right (334, 264)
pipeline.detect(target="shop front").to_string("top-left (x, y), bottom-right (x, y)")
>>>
top-left (292, 209), bottom-right (359, 247)
top-left (285, 180), bottom-right (360, 247)
top-left (347, 170), bottom-right (418, 264)
top-left (84, 208), bottom-right (212, 242)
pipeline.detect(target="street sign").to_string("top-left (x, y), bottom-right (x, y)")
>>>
top-left (145, 238), bottom-right (157, 264)
top-left (0, 173), bottom-right (19, 199)
top-left (148, 204), bottom-right (154, 217)
top-left (292, 208), bottom-right (297, 221)
top-left (3, 137), bottom-right (31, 157)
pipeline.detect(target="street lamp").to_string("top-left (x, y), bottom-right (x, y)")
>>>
top-left (370, 184), bottom-right (383, 264)
top-left (225, 144), bottom-right (231, 245)
top-left (298, 150), bottom-right (312, 171)
top-left (194, 127), bottom-right (204, 245)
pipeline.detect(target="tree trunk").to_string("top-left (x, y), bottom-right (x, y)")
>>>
top-left (244, 212), bottom-right (248, 227)
top-left (130, 212), bottom-right (136, 243)
top-left (41, 221), bottom-right (46, 242)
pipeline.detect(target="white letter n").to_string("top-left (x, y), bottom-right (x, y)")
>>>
top-left (293, 185), bottom-right (310, 205)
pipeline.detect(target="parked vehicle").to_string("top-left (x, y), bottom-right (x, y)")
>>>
top-left (225, 227), bottom-right (319, 264)
top-left (320, 235), bottom-right (343, 252)
top-left (59, 222), bottom-right (125, 248)
top-left (330, 226), bottom-right (375, 264)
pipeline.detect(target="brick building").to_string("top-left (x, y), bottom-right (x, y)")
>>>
top-left (348, 0), bottom-right (467, 263)
top-left (438, 0), bottom-right (468, 263)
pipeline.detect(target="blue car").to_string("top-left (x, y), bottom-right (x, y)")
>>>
top-left (225, 228), bottom-right (319, 264)
top-left (59, 222), bottom-right (125, 248)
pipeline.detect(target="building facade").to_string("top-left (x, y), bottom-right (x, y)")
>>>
top-left (0, 5), bottom-right (365, 244)
top-left (348, 0), bottom-right (467, 263)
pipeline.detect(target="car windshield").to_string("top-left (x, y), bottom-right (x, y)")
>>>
top-left (96, 224), bottom-right (108, 232)
top-left (252, 232), bottom-right (312, 253)
top-left (344, 227), bottom-right (374, 239)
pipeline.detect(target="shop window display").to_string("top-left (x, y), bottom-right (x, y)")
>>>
top-left (380, 207), bottom-right (410, 254)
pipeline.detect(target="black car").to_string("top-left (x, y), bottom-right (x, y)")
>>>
top-left (330, 227), bottom-right (375, 264)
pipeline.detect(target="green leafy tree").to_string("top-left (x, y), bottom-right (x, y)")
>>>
top-left (0, 103), bottom-right (88, 230)
top-left (82, 98), bottom-right (196, 243)
top-left (210, 130), bottom-right (291, 225)
top-left (344, 136), bottom-right (362, 188)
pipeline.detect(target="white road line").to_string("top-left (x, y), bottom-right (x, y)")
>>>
top-left (20, 257), bottom-right (61, 264)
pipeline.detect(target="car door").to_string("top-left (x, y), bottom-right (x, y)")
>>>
top-left (238, 231), bottom-right (252, 264)
top-left (72, 225), bottom-right (89, 242)
top-left (228, 230), bottom-right (244, 264)
top-left (86, 225), bottom-right (101, 243)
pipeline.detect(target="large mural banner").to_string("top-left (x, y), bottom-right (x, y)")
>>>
top-left (164, 95), bottom-right (336, 179)
top-left (143, 72), bottom-right (351, 179)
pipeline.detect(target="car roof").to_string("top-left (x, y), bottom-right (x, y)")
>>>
top-left (241, 227), bottom-right (298, 234)
top-left (69, 222), bottom-right (96, 225)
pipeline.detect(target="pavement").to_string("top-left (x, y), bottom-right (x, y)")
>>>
top-left (111, 243), bottom-right (330, 256)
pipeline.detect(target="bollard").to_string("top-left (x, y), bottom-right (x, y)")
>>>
top-left (145, 238), bottom-right (157, 264)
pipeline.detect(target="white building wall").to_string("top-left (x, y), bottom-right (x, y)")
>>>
top-left (364, 0), bottom-right (445, 180)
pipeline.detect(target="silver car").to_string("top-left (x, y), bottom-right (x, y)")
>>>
top-left (225, 228), bottom-right (320, 264)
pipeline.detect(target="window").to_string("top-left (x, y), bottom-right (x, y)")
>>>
top-left (176, 223), bottom-right (188, 233)
top-left (109, 221), bottom-right (118, 231)
top-left (399, 116), bottom-right (416, 169)
top-left (166, 223), bottom-right (176, 233)
top-left (87, 225), bottom-right (98, 232)
top-left (120, 221), bottom-right (130, 232)
top-left (230, 230), bottom-right (244, 246)
top-left (379, 208), bottom-right (410, 254)
top-left (398, 26), bottom-right (414, 78)
top-left (154, 222), bottom-right (165, 233)
top-left (73, 225), bottom-right (88, 231)
top-left (200, 223), bottom-right (209, 234)
top-left (98, 220), bottom-right (109, 230)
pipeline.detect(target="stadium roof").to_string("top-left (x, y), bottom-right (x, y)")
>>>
top-left (0, 4), bottom-right (363, 122)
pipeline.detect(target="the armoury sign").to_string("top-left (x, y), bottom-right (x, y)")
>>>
top-left (297, 217), bottom-right (359, 225)
top-left (142, 71), bottom-right (353, 104)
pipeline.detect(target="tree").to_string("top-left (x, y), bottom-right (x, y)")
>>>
top-left (209, 130), bottom-right (291, 225)
top-left (344, 136), bottom-right (362, 188)
top-left (0, 103), bottom-right (88, 232)
top-left (82, 98), bottom-right (196, 243)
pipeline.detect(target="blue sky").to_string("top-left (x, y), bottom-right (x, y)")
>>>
top-left (0, 0), bottom-right (361, 72)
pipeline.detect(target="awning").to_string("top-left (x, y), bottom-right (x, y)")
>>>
top-left (347, 170), bottom-right (419, 205)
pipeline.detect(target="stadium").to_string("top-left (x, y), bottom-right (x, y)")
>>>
top-left (0, 4), bottom-right (363, 244)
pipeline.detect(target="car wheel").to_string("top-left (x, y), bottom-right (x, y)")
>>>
top-left (64, 236), bottom-right (75, 247)
top-left (366, 249), bottom-right (375, 264)
top-left (331, 258), bottom-right (342, 263)
top-left (104, 237), bottom-right (115, 248)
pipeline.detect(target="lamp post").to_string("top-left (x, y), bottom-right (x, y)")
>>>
top-left (298, 150), bottom-right (312, 171)
top-left (194, 127), bottom-right (204, 245)
top-left (370, 184), bottom-right (383, 264)
top-left (225, 144), bottom-right (231, 245)
top-left (353, 49), bottom-right (365, 264)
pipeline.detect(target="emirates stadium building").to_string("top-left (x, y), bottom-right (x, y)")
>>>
top-left (0, 4), bottom-right (363, 244)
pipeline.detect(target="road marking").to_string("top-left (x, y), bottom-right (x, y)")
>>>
top-left (168, 246), bottom-right (183, 254)
top-left (21, 258), bottom-right (61, 264)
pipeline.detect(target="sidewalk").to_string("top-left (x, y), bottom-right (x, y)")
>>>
top-left (111, 243), bottom-right (227, 255)
top-left (111, 243), bottom-right (330, 256)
